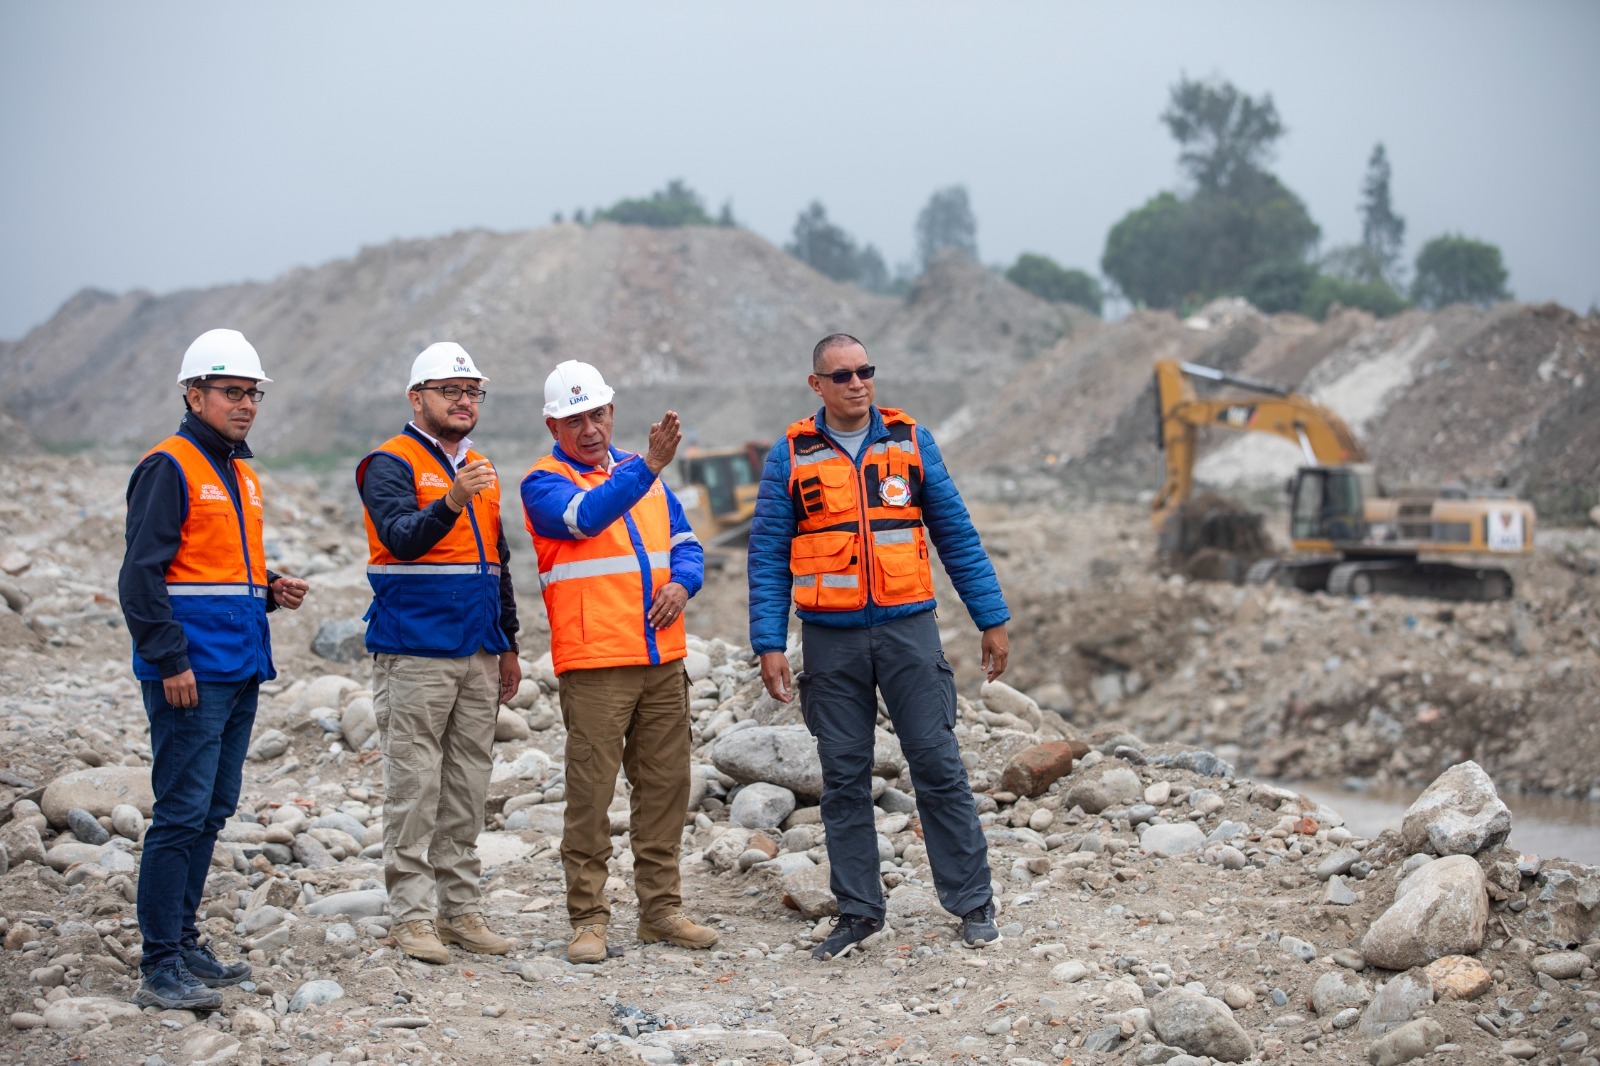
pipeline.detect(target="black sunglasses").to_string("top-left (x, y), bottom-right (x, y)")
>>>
top-left (823, 364), bottom-right (876, 384)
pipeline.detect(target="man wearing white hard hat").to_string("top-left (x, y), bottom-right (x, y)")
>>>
top-left (356, 342), bottom-right (523, 964)
top-left (119, 329), bottom-right (309, 1010)
top-left (520, 360), bottom-right (718, 964)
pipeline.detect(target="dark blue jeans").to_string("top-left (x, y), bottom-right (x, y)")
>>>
top-left (798, 611), bottom-right (991, 921)
top-left (137, 678), bottom-right (258, 973)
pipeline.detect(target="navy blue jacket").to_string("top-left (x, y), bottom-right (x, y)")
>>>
top-left (747, 405), bottom-right (1009, 655)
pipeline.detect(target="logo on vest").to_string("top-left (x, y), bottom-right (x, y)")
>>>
top-left (245, 479), bottom-right (262, 507)
top-left (199, 483), bottom-right (229, 502)
top-left (879, 474), bottom-right (911, 507)
top-left (419, 472), bottom-right (450, 489)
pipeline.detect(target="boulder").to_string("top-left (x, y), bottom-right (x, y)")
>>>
top-left (1140, 822), bottom-right (1206, 857)
top-left (980, 680), bottom-right (1043, 730)
top-left (1425, 955), bottom-right (1492, 999)
top-left (248, 729), bottom-right (292, 761)
top-left (1000, 740), bottom-right (1087, 798)
top-left (780, 862), bottom-right (837, 919)
top-left (730, 783), bottom-right (796, 830)
top-left (306, 889), bottom-right (387, 920)
top-left (1066, 764), bottom-right (1143, 815)
top-left (1361, 855), bottom-right (1487, 970)
top-left (1149, 989), bottom-right (1254, 1063)
top-left (709, 727), bottom-right (824, 800)
top-left (42, 996), bottom-right (142, 1029)
top-left (1358, 970), bottom-right (1433, 1037)
top-left (341, 698), bottom-right (378, 749)
top-left (1366, 1017), bottom-right (1445, 1066)
top-left (310, 619), bottom-right (367, 662)
top-left (495, 707), bottom-right (531, 742)
top-left (1530, 950), bottom-right (1589, 980)
top-left (885, 885), bottom-right (938, 924)
top-left (1399, 761), bottom-right (1511, 856)
top-left (1311, 970), bottom-right (1371, 1015)
top-left (289, 980), bottom-right (344, 1012)
top-left (299, 674), bottom-right (361, 711)
top-left (0, 822), bottom-right (46, 866)
top-left (635, 1027), bottom-right (803, 1063)
top-left (40, 767), bottom-right (154, 827)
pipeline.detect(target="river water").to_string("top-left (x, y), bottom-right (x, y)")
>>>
top-left (1275, 780), bottom-right (1600, 866)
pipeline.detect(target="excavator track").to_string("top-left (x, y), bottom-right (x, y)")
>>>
top-left (1326, 560), bottom-right (1514, 601)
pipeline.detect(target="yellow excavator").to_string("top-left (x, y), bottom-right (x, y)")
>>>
top-left (672, 441), bottom-right (770, 553)
top-left (1153, 359), bottom-right (1534, 601)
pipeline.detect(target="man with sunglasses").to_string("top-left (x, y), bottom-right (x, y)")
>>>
top-left (120, 328), bottom-right (309, 1010)
top-left (748, 333), bottom-right (1010, 960)
top-left (357, 342), bottom-right (522, 964)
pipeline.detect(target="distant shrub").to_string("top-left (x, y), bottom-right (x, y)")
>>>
top-left (1240, 259), bottom-right (1316, 314)
top-left (1005, 253), bottom-right (1103, 314)
top-left (1301, 274), bottom-right (1409, 321)
top-left (595, 179), bottom-right (715, 227)
top-left (1411, 234), bottom-right (1511, 309)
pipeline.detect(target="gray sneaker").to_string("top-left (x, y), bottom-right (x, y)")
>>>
top-left (960, 900), bottom-right (1000, 948)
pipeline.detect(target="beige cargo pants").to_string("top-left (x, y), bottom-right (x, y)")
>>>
top-left (557, 660), bottom-right (691, 927)
top-left (373, 651), bottom-right (498, 922)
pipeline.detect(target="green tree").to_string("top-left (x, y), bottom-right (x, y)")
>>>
top-left (1359, 143), bottom-right (1406, 286)
top-left (1005, 253), bottom-right (1103, 314)
top-left (1301, 275), bottom-right (1409, 320)
top-left (1241, 259), bottom-right (1316, 314)
top-left (1161, 75), bottom-right (1285, 194)
top-left (915, 185), bottom-right (978, 271)
top-left (594, 179), bottom-right (714, 227)
top-left (1102, 192), bottom-right (1196, 309)
top-left (1411, 235), bottom-right (1510, 309)
top-left (787, 202), bottom-right (862, 282)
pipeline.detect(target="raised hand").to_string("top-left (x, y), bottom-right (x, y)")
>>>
top-left (644, 411), bottom-right (682, 475)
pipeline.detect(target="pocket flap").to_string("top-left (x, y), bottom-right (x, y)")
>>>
top-left (790, 530), bottom-right (856, 576)
top-left (876, 549), bottom-right (922, 576)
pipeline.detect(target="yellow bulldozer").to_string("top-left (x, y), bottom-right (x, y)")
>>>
top-left (671, 441), bottom-right (770, 558)
top-left (1152, 359), bottom-right (1534, 601)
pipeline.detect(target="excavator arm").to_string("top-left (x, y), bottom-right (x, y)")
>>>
top-left (1151, 359), bottom-right (1366, 528)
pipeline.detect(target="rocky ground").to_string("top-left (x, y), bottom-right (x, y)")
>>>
top-left (0, 455), bottom-right (1597, 1066)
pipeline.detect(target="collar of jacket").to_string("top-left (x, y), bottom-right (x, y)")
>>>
top-left (178, 411), bottom-right (255, 463)
top-left (813, 405), bottom-right (887, 447)
top-left (551, 442), bottom-right (631, 473)
top-left (400, 422), bottom-right (469, 471)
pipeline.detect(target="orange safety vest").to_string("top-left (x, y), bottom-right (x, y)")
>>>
top-left (524, 452), bottom-right (685, 675)
top-left (357, 432), bottom-right (507, 658)
top-left (785, 408), bottom-right (935, 611)
top-left (133, 434), bottom-right (273, 681)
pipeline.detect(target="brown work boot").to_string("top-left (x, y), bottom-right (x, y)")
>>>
top-left (637, 912), bottom-right (720, 950)
top-left (391, 918), bottom-right (449, 964)
top-left (567, 923), bottom-right (608, 964)
top-left (438, 912), bottom-right (512, 955)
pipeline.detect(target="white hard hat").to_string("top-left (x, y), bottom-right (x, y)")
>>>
top-left (408, 342), bottom-right (489, 390)
top-left (543, 360), bottom-right (615, 418)
top-left (177, 329), bottom-right (271, 385)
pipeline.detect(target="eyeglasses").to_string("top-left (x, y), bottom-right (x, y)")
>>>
top-left (416, 385), bottom-right (488, 403)
top-left (193, 384), bottom-right (265, 403)
top-left (822, 364), bottom-right (876, 384)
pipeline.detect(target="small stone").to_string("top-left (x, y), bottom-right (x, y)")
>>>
top-left (10, 1012), bottom-right (45, 1029)
top-left (1331, 949), bottom-right (1366, 971)
top-left (65, 808), bottom-right (111, 845)
top-left (1399, 761), bottom-right (1511, 856)
top-left (1530, 950), bottom-right (1589, 980)
top-left (1358, 971), bottom-right (1433, 1037)
top-left (1311, 970), bottom-right (1370, 1016)
top-left (1325, 875), bottom-right (1358, 906)
top-left (1425, 955), bottom-right (1492, 1000)
top-left (1140, 823), bottom-right (1205, 857)
top-left (310, 619), bottom-right (367, 662)
top-left (289, 980), bottom-right (344, 1012)
top-left (1314, 847), bottom-right (1361, 881)
top-left (730, 782), bottom-right (797, 830)
top-left (249, 729), bottom-right (292, 762)
top-left (1144, 781), bottom-right (1172, 806)
top-left (1500, 1039), bottom-right (1538, 1060)
top-left (1000, 740), bottom-right (1085, 798)
top-left (1051, 961), bottom-right (1089, 984)
top-left (494, 707), bottom-right (531, 742)
top-left (1067, 765), bottom-right (1142, 815)
top-left (1367, 1017), bottom-right (1445, 1066)
top-left (1149, 989), bottom-right (1253, 1063)
top-left (1278, 935), bottom-right (1317, 962)
top-left (1222, 985), bottom-right (1254, 1010)
top-left (110, 804), bottom-right (144, 840)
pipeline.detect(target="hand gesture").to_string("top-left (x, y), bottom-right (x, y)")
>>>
top-left (644, 411), bottom-right (682, 475)
top-left (271, 575), bottom-right (309, 610)
top-left (447, 459), bottom-right (496, 510)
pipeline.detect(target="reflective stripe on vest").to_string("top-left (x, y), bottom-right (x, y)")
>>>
top-left (784, 408), bottom-right (935, 611)
top-left (524, 452), bottom-right (686, 675)
top-left (358, 432), bottom-right (508, 658)
top-left (132, 434), bottom-right (273, 682)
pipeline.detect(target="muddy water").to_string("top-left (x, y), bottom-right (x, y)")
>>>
top-left (1276, 780), bottom-right (1600, 866)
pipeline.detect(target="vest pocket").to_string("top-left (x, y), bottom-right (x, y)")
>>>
top-left (815, 464), bottom-right (857, 515)
top-left (870, 528), bottom-right (934, 604)
top-left (790, 530), bottom-right (860, 610)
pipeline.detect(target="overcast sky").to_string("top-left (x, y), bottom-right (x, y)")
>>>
top-left (3, 1), bottom-right (1597, 338)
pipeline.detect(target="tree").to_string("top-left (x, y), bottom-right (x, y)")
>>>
top-left (1005, 253), bottom-right (1103, 314)
top-left (914, 185), bottom-right (978, 271)
top-left (1241, 259), bottom-right (1316, 314)
top-left (1101, 192), bottom-right (1195, 310)
top-left (1359, 143), bottom-right (1406, 286)
top-left (1161, 75), bottom-right (1284, 194)
top-left (1301, 275), bottom-right (1408, 320)
top-left (1411, 235), bottom-right (1511, 309)
top-left (594, 179), bottom-right (714, 227)
top-left (785, 202), bottom-right (891, 292)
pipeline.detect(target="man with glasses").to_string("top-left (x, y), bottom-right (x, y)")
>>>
top-left (120, 329), bottom-right (309, 1009)
top-left (357, 342), bottom-right (522, 964)
top-left (748, 333), bottom-right (1011, 959)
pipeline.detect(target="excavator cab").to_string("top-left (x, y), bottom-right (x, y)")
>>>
top-left (1290, 466), bottom-right (1368, 544)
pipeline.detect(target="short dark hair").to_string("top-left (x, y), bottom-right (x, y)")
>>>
top-left (812, 333), bottom-right (866, 372)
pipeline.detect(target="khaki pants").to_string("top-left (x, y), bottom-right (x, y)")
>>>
top-left (373, 651), bottom-right (498, 922)
top-left (558, 661), bottom-right (691, 926)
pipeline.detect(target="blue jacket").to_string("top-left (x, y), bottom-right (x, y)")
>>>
top-left (747, 405), bottom-right (1009, 654)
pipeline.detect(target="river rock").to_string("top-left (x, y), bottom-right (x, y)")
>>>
top-left (311, 618), bottom-right (367, 662)
top-left (1366, 1017), bottom-right (1445, 1066)
top-left (980, 680), bottom-right (1044, 730)
top-left (1361, 855), bottom-right (1487, 970)
top-left (42, 996), bottom-right (142, 1029)
top-left (289, 979), bottom-right (344, 1011)
top-left (341, 698), bottom-right (378, 749)
top-left (64, 807), bottom-right (110, 846)
top-left (249, 729), bottom-right (292, 761)
top-left (1358, 970), bottom-right (1433, 1037)
top-left (0, 822), bottom-right (45, 867)
top-left (709, 727), bottom-right (824, 800)
top-left (40, 767), bottom-right (154, 827)
top-left (780, 862), bottom-right (837, 919)
top-left (1067, 764), bottom-right (1143, 814)
top-left (1311, 970), bottom-right (1370, 1015)
top-left (999, 740), bottom-right (1085, 798)
top-left (46, 841), bottom-right (105, 872)
top-left (1399, 761), bottom-right (1511, 856)
top-left (1149, 989), bottom-right (1254, 1063)
top-left (730, 783), bottom-right (796, 830)
top-left (1140, 822), bottom-right (1205, 857)
top-left (1530, 949), bottom-right (1589, 980)
top-left (885, 884), bottom-right (938, 923)
top-left (1425, 955), bottom-right (1492, 999)
top-left (110, 803), bottom-right (144, 840)
top-left (299, 674), bottom-right (361, 712)
top-left (495, 707), bottom-right (531, 741)
top-left (292, 834), bottom-right (336, 870)
top-left (306, 888), bottom-right (387, 920)
top-left (635, 1026), bottom-right (802, 1063)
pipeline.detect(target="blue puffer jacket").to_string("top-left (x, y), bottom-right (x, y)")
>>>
top-left (747, 405), bottom-right (1009, 654)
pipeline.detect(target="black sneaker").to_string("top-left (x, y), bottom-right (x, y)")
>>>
top-left (960, 900), bottom-right (1000, 948)
top-left (181, 939), bottom-right (252, 987)
top-left (811, 914), bottom-right (884, 961)
top-left (133, 960), bottom-right (223, 1011)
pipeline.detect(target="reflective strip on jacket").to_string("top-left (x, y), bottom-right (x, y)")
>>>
top-left (786, 407), bottom-right (934, 611)
top-left (132, 434), bottom-right (274, 682)
top-left (357, 433), bottom-right (509, 658)
top-left (523, 450), bottom-right (688, 675)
